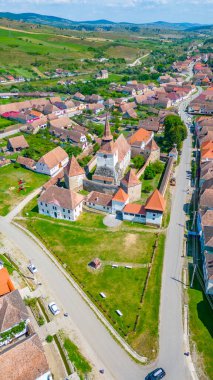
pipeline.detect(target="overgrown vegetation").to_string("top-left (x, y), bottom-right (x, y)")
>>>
top-left (64, 338), bottom-right (92, 378)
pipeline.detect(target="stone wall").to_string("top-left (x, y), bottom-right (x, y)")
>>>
top-left (83, 179), bottom-right (118, 195)
top-left (85, 156), bottom-right (97, 175)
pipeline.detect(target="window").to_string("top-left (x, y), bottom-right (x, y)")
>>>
top-left (45, 203), bottom-right (47, 207)
top-left (47, 210), bottom-right (49, 214)
top-left (104, 154), bottom-right (107, 159)
top-left (63, 208), bottom-right (65, 212)
top-left (153, 213), bottom-right (156, 217)
top-left (42, 209), bottom-right (44, 212)
top-left (40, 202), bottom-right (43, 205)
top-left (68, 210), bottom-right (70, 214)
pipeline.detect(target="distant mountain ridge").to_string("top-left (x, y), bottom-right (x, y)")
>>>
top-left (0, 12), bottom-right (204, 30)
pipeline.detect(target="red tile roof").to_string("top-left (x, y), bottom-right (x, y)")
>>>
top-left (38, 146), bottom-right (68, 170)
top-left (38, 185), bottom-right (84, 210)
top-left (123, 203), bottom-right (146, 215)
top-left (128, 128), bottom-right (152, 145)
top-left (0, 267), bottom-right (15, 296)
top-left (112, 188), bottom-right (129, 203)
top-left (145, 189), bottom-right (166, 212)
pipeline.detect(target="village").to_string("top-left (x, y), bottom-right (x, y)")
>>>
top-left (0, 21), bottom-right (213, 380)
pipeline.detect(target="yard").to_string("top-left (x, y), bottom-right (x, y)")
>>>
top-left (0, 164), bottom-right (47, 215)
top-left (18, 203), bottom-right (165, 359)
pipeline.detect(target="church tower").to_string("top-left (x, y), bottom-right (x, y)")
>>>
top-left (93, 115), bottom-right (119, 185)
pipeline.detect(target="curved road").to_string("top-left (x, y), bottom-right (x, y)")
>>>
top-left (0, 92), bottom-right (200, 379)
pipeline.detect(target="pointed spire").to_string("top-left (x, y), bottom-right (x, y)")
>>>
top-left (102, 114), bottom-right (113, 143)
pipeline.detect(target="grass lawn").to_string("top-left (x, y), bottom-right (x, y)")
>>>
top-left (0, 164), bottom-right (47, 215)
top-left (188, 273), bottom-right (213, 379)
top-left (128, 234), bottom-right (165, 359)
top-left (0, 117), bottom-right (15, 130)
top-left (140, 172), bottom-right (162, 203)
top-left (19, 209), bottom-right (165, 357)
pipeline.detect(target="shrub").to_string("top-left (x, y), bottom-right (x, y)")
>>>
top-left (46, 335), bottom-right (53, 343)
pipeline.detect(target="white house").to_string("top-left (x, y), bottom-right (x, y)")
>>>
top-left (122, 189), bottom-right (166, 227)
top-left (86, 191), bottom-right (112, 213)
top-left (38, 185), bottom-right (84, 221)
top-left (36, 147), bottom-right (68, 177)
top-left (122, 203), bottom-right (146, 224)
top-left (144, 189), bottom-right (166, 226)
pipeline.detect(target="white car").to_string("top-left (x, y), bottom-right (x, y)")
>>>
top-left (27, 263), bottom-right (37, 274)
top-left (48, 302), bottom-right (60, 316)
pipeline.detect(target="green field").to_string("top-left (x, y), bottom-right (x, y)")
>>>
top-left (0, 164), bottom-right (47, 215)
top-left (0, 117), bottom-right (15, 130)
top-left (18, 201), bottom-right (165, 359)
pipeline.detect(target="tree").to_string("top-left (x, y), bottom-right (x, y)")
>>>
top-left (164, 115), bottom-right (187, 151)
top-left (132, 155), bottom-right (145, 170)
top-left (152, 160), bottom-right (164, 174)
top-left (144, 165), bottom-right (155, 180)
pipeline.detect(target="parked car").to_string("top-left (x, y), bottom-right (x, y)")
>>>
top-left (145, 368), bottom-right (166, 380)
top-left (48, 302), bottom-right (60, 316)
top-left (27, 263), bottom-right (37, 274)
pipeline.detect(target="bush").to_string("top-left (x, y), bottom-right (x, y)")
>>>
top-left (143, 184), bottom-right (153, 193)
top-left (46, 335), bottom-right (53, 343)
top-left (38, 317), bottom-right (45, 326)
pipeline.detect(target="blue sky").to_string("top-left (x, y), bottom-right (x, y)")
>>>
top-left (0, 0), bottom-right (213, 24)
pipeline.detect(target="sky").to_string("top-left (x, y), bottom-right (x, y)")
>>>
top-left (0, 0), bottom-right (213, 24)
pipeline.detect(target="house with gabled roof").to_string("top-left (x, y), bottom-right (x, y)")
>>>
top-left (64, 155), bottom-right (85, 191)
top-left (36, 146), bottom-right (68, 177)
top-left (145, 189), bottom-right (166, 226)
top-left (7, 135), bottom-right (29, 152)
top-left (38, 185), bottom-right (84, 221)
top-left (85, 191), bottom-right (112, 213)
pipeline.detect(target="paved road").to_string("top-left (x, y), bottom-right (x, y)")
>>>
top-left (128, 53), bottom-right (150, 67)
top-left (0, 91), bottom-right (201, 379)
top-left (0, 127), bottom-right (20, 138)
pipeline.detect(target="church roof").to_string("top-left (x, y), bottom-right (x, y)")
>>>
top-left (121, 169), bottom-right (140, 187)
top-left (65, 155), bottom-right (84, 177)
top-left (145, 189), bottom-right (166, 212)
top-left (115, 134), bottom-right (130, 162)
top-left (99, 140), bottom-right (117, 154)
top-left (102, 114), bottom-right (113, 143)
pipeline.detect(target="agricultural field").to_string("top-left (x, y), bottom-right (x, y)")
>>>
top-left (0, 164), bottom-right (47, 216)
top-left (18, 200), bottom-right (165, 360)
